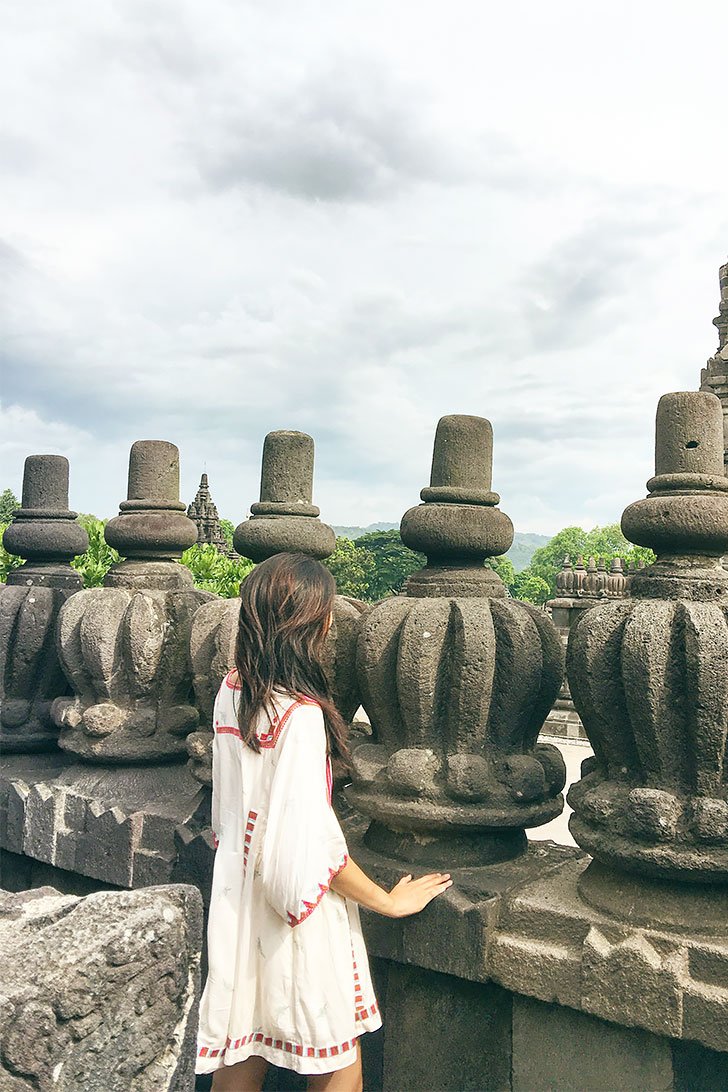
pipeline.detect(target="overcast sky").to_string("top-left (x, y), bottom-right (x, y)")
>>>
top-left (2, 1), bottom-right (727, 535)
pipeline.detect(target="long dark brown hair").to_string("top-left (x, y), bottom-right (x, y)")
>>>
top-left (234, 552), bottom-right (350, 765)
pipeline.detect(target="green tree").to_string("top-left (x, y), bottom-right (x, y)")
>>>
top-left (511, 570), bottom-right (552, 605)
top-left (0, 523), bottom-right (25, 582)
top-left (356, 530), bottom-right (425, 601)
top-left (484, 555), bottom-right (516, 593)
top-left (0, 489), bottom-right (19, 523)
top-left (324, 537), bottom-right (376, 600)
top-left (219, 519), bottom-right (235, 551)
top-left (71, 515), bottom-right (121, 587)
top-left (181, 543), bottom-right (254, 597)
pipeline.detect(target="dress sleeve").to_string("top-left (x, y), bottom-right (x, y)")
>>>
top-left (261, 701), bottom-right (348, 927)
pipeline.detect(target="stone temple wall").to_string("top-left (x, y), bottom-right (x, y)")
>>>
top-left (2, 393), bottom-right (728, 1090)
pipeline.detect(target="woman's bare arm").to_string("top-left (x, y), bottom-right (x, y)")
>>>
top-left (330, 856), bottom-right (452, 918)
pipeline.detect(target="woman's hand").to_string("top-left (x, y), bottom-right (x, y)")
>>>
top-left (385, 872), bottom-right (452, 917)
top-left (330, 857), bottom-right (452, 917)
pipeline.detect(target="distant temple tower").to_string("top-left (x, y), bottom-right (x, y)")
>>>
top-left (187, 473), bottom-right (232, 554)
top-left (700, 259), bottom-right (728, 469)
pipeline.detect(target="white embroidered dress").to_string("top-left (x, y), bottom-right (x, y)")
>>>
top-left (196, 672), bottom-right (381, 1076)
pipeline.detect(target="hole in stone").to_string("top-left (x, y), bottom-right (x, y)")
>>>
top-left (685, 440), bottom-right (699, 449)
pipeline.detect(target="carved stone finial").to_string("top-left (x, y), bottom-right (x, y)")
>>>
top-left (233, 431), bottom-right (335, 562)
top-left (568, 391), bottom-right (728, 881)
top-left (398, 415), bottom-right (514, 599)
top-left (555, 556), bottom-right (574, 596)
top-left (187, 430), bottom-right (361, 786)
top-left (348, 414), bottom-right (565, 867)
top-left (606, 557), bottom-right (627, 598)
top-left (53, 441), bottom-right (210, 763)
top-left (104, 441), bottom-right (197, 565)
top-left (3, 456), bottom-right (88, 578)
top-left (1, 455), bottom-right (89, 752)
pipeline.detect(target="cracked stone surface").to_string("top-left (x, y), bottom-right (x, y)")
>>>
top-left (0, 883), bottom-right (202, 1091)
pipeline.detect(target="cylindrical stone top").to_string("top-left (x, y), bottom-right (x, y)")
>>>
top-left (236, 429), bottom-right (332, 559)
top-left (430, 415), bottom-right (492, 492)
top-left (21, 455), bottom-right (70, 511)
top-left (259, 431), bottom-right (314, 506)
top-left (5, 453), bottom-right (87, 575)
top-left (622, 390), bottom-right (728, 558)
top-left (127, 441), bottom-right (181, 504)
top-left (654, 392), bottom-right (724, 479)
top-left (105, 439), bottom-right (197, 562)
top-left (420, 415), bottom-right (499, 506)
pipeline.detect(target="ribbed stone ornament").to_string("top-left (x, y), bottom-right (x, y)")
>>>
top-left (186, 431), bottom-right (361, 786)
top-left (0, 455), bottom-right (88, 752)
top-left (568, 391), bottom-right (728, 881)
top-left (53, 441), bottom-right (209, 763)
top-left (347, 415), bottom-right (566, 867)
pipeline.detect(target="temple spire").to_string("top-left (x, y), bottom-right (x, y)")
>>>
top-left (700, 259), bottom-right (728, 472)
top-left (187, 472), bottom-right (232, 555)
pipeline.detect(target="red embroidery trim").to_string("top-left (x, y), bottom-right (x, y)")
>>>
top-left (224, 670), bottom-right (241, 690)
top-left (352, 952), bottom-right (364, 1008)
top-left (356, 1002), bottom-right (379, 1021)
top-left (215, 697), bottom-right (321, 750)
top-left (287, 854), bottom-right (348, 928)
top-left (243, 809), bottom-right (258, 875)
top-left (199, 1031), bottom-right (360, 1061)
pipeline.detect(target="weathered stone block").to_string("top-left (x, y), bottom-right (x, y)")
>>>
top-left (0, 756), bottom-right (206, 890)
top-left (383, 964), bottom-right (512, 1092)
top-left (511, 996), bottom-right (673, 1092)
top-left (0, 883), bottom-right (202, 1090)
top-left (581, 926), bottom-right (685, 1037)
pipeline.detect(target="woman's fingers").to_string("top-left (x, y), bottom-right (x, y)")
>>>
top-left (411, 872), bottom-right (451, 887)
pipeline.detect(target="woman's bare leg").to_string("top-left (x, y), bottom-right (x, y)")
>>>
top-left (211, 1054), bottom-right (269, 1092)
top-left (307, 1042), bottom-right (362, 1092)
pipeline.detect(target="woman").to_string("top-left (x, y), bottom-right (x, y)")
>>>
top-left (196, 552), bottom-right (452, 1091)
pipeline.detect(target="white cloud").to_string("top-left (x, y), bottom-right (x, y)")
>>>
top-left (1, 0), bottom-right (726, 537)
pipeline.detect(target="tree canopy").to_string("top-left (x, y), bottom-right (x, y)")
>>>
top-left (0, 489), bottom-right (19, 524)
top-left (354, 530), bottom-right (425, 600)
top-left (324, 537), bottom-right (376, 600)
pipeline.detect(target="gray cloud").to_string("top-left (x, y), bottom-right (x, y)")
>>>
top-left (192, 60), bottom-right (465, 202)
top-left (1, 0), bottom-right (726, 534)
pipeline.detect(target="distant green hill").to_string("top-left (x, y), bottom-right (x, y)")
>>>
top-left (333, 522), bottom-right (399, 539)
top-left (332, 525), bottom-right (550, 573)
top-left (506, 532), bottom-right (551, 572)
